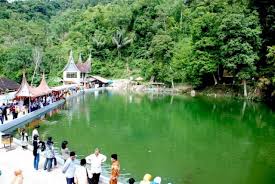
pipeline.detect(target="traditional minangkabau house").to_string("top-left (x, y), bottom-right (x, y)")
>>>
top-left (63, 50), bottom-right (91, 86)
top-left (0, 77), bottom-right (20, 94)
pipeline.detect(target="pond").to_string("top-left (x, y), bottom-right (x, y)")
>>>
top-left (16, 90), bottom-right (275, 184)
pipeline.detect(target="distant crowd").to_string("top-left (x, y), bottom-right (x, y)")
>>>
top-left (0, 93), bottom-right (63, 124)
top-left (14, 126), bottom-right (162, 184)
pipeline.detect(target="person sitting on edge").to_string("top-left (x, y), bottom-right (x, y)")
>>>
top-left (85, 148), bottom-right (107, 184)
top-left (109, 154), bottom-right (120, 184)
top-left (63, 151), bottom-right (77, 184)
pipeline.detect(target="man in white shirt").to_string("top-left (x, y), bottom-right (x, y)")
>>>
top-left (63, 151), bottom-right (77, 184)
top-left (85, 148), bottom-right (107, 184)
top-left (74, 159), bottom-right (88, 184)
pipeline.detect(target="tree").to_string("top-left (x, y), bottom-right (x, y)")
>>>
top-left (218, 11), bottom-right (261, 97)
top-left (112, 29), bottom-right (133, 58)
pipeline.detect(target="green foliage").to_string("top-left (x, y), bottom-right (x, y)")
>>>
top-left (0, 0), bottom-right (273, 100)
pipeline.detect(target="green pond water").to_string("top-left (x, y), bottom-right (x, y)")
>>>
top-left (22, 90), bottom-right (275, 184)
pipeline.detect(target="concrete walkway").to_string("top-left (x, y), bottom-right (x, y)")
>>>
top-left (0, 144), bottom-right (66, 184)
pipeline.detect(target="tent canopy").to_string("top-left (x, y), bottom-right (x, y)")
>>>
top-left (15, 73), bottom-right (52, 98)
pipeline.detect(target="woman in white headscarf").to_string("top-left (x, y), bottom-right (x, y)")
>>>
top-left (151, 176), bottom-right (161, 184)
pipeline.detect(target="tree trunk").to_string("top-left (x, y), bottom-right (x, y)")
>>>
top-left (31, 47), bottom-right (42, 86)
top-left (117, 49), bottom-right (121, 59)
top-left (243, 79), bottom-right (247, 97)
top-left (212, 73), bottom-right (217, 85)
top-left (171, 79), bottom-right (174, 89)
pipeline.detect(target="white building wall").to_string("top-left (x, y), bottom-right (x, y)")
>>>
top-left (63, 71), bottom-right (81, 84)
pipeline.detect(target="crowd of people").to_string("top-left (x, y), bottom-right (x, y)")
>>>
top-left (0, 92), bottom-right (65, 124)
top-left (0, 102), bottom-right (24, 124)
top-left (16, 126), bottom-right (163, 184)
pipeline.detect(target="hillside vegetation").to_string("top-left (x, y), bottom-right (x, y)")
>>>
top-left (0, 0), bottom-right (274, 102)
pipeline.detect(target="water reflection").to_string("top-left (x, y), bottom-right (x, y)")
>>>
top-left (20, 91), bottom-right (275, 184)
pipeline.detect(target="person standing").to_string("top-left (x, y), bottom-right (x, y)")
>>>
top-left (85, 148), bottom-right (107, 184)
top-left (109, 154), bottom-right (120, 184)
top-left (63, 151), bottom-right (77, 184)
top-left (44, 137), bottom-right (54, 172)
top-left (2, 103), bottom-right (8, 121)
top-left (32, 125), bottom-right (40, 141)
top-left (74, 159), bottom-right (88, 184)
top-left (0, 106), bottom-right (3, 124)
top-left (20, 128), bottom-right (28, 150)
top-left (32, 135), bottom-right (40, 170)
top-left (61, 141), bottom-right (70, 163)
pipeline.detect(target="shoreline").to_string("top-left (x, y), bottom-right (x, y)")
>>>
top-left (0, 87), bottom-right (122, 184)
top-left (109, 80), bottom-right (272, 102)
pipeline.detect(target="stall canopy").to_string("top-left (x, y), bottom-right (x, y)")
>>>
top-left (35, 73), bottom-right (52, 95)
top-left (15, 73), bottom-right (52, 98)
top-left (15, 73), bottom-right (39, 97)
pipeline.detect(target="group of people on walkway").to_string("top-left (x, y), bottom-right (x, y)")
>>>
top-left (18, 126), bottom-right (163, 184)
top-left (0, 92), bottom-right (64, 124)
top-left (23, 126), bottom-right (121, 184)
top-left (0, 102), bottom-right (22, 124)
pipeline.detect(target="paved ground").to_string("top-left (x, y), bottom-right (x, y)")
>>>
top-left (0, 143), bottom-right (66, 184)
top-left (1, 111), bottom-right (26, 125)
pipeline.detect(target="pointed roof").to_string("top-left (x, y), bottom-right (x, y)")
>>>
top-left (63, 50), bottom-right (80, 72)
top-left (0, 77), bottom-right (20, 92)
top-left (78, 53), bottom-right (83, 64)
top-left (15, 73), bottom-right (39, 97)
top-left (76, 53), bottom-right (91, 73)
top-left (36, 73), bottom-right (52, 95)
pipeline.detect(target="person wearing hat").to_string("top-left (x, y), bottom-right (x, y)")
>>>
top-left (109, 154), bottom-right (120, 184)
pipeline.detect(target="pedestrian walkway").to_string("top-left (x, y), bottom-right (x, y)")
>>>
top-left (1, 111), bottom-right (26, 125)
top-left (0, 144), bottom-right (66, 184)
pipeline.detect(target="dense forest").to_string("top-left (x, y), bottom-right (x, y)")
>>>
top-left (0, 0), bottom-right (274, 102)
